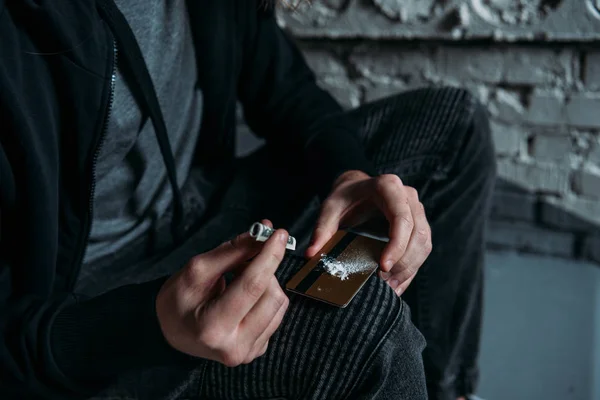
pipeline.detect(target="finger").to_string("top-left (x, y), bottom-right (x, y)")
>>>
top-left (209, 276), bottom-right (227, 298)
top-left (232, 219), bottom-right (273, 275)
top-left (384, 190), bottom-right (431, 295)
top-left (182, 241), bottom-right (253, 291)
top-left (248, 279), bottom-right (288, 353)
top-left (373, 175), bottom-right (413, 272)
top-left (392, 195), bottom-right (431, 286)
top-left (247, 291), bottom-right (287, 362)
top-left (202, 217), bottom-right (274, 274)
top-left (240, 277), bottom-right (288, 356)
top-left (208, 229), bottom-right (288, 328)
top-left (306, 197), bottom-right (348, 258)
top-left (244, 283), bottom-right (288, 362)
top-left (393, 271), bottom-right (417, 296)
top-left (197, 232), bottom-right (262, 279)
top-left (246, 340), bottom-right (270, 364)
top-left (260, 341), bottom-right (269, 356)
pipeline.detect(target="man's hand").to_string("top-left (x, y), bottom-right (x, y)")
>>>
top-left (306, 171), bottom-right (432, 296)
top-left (156, 220), bottom-right (289, 366)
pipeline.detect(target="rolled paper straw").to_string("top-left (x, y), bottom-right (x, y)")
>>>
top-left (249, 222), bottom-right (296, 250)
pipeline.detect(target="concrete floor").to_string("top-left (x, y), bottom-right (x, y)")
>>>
top-left (478, 251), bottom-right (600, 400)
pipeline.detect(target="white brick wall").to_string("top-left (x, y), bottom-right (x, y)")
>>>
top-left (497, 160), bottom-right (570, 194)
top-left (490, 121), bottom-right (522, 156)
top-left (584, 52), bottom-right (600, 90)
top-left (529, 134), bottom-right (572, 162)
top-left (239, 1), bottom-right (600, 263)
top-left (573, 166), bottom-right (600, 199)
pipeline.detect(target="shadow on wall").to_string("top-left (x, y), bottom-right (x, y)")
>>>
top-left (235, 125), bottom-right (599, 266)
top-left (490, 178), bottom-right (599, 265)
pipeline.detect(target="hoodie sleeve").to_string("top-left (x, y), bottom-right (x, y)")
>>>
top-left (236, 2), bottom-right (377, 199)
top-left (0, 262), bottom-right (191, 399)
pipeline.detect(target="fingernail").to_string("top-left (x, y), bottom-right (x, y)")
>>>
top-left (389, 279), bottom-right (399, 290)
top-left (278, 232), bottom-right (287, 242)
top-left (384, 260), bottom-right (394, 270)
top-left (380, 271), bottom-right (391, 280)
top-left (395, 287), bottom-right (403, 296)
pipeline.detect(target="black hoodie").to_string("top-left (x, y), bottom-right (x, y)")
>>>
top-left (0, 0), bottom-right (374, 398)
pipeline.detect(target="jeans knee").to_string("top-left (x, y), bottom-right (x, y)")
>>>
top-left (342, 298), bottom-right (428, 399)
top-left (358, 283), bottom-right (426, 361)
top-left (396, 299), bottom-right (427, 352)
top-left (339, 279), bottom-right (424, 366)
top-left (454, 88), bottom-right (497, 184)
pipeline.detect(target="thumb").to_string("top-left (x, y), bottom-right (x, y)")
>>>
top-left (202, 232), bottom-right (262, 276)
top-left (200, 220), bottom-right (269, 277)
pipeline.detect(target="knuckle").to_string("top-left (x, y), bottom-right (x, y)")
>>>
top-left (393, 240), bottom-right (408, 256)
top-left (229, 233), bottom-right (244, 249)
top-left (247, 345), bottom-right (262, 364)
top-left (406, 186), bottom-right (418, 199)
top-left (424, 239), bottom-right (433, 255)
top-left (282, 293), bottom-right (290, 309)
top-left (188, 255), bottom-right (205, 270)
top-left (376, 174), bottom-right (401, 192)
top-left (394, 258), bottom-right (410, 272)
top-left (415, 228), bottom-right (430, 245)
top-left (396, 258), bottom-right (419, 278)
top-left (394, 267), bottom-right (414, 283)
top-left (220, 350), bottom-right (242, 368)
top-left (197, 327), bottom-right (223, 350)
top-left (183, 259), bottom-right (205, 284)
top-left (407, 265), bottom-right (418, 277)
top-left (272, 289), bottom-right (289, 309)
top-left (255, 342), bottom-right (269, 358)
top-left (399, 214), bottom-right (414, 229)
top-left (241, 349), bottom-right (255, 365)
top-left (243, 275), bottom-right (267, 298)
top-left (383, 173), bottom-right (403, 186)
top-left (258, 345), bottom-right (268, 357)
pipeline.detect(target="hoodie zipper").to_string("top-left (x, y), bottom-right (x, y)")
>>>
top-left (68, 41), bottom-right (118, 290)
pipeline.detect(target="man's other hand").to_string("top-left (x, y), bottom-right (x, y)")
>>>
top-left (156, 220), bottom-right (289, 366)
top-left (307, 170), bottom-right (432, 296)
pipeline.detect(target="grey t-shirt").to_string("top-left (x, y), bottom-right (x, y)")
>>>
top-left (83, 0), bottom-right (203, 264)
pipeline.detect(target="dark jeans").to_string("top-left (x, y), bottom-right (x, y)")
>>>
top-left (80, 87), bottom-right (496, 400)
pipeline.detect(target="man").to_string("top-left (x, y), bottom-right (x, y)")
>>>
top-left (0, 0), bottom-right (496, 399)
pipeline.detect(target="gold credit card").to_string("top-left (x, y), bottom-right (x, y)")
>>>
top-left (286, 231), bottom-right (386, 308)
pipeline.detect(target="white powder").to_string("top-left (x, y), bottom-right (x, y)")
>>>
top-left (320, 253), bottom-right (377, 281)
